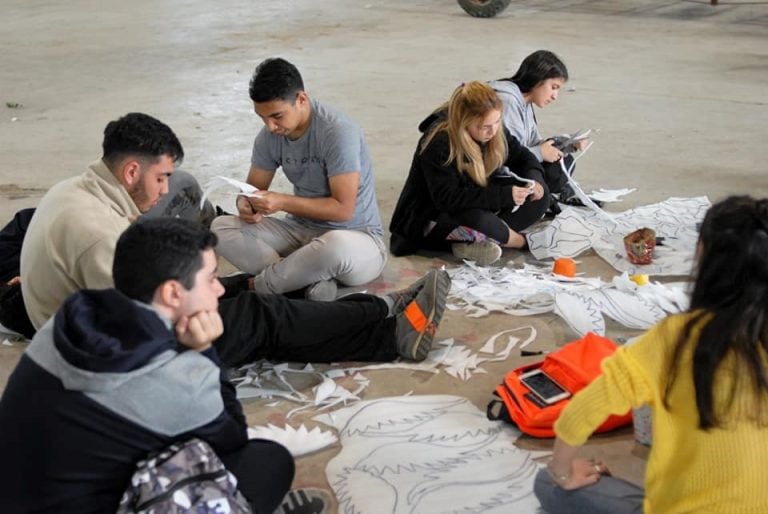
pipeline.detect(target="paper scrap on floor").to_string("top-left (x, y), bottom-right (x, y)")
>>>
top-left (448, 262), bottom-right (689, 336)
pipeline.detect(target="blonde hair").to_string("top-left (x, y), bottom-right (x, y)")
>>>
top-left (421, 81), bottom-right (507, 186)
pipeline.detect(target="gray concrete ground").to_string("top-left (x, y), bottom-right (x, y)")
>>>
top-left (1, 0), bottom-right (767, 510)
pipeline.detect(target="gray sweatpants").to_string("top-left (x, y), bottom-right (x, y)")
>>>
top-left (211, 215), bottom-right (387, 294)
top-left (534, 468), bottom-right (644, 514)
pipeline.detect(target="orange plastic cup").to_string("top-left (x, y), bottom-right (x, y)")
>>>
top-left (553, 257), bottom-right (576, 277)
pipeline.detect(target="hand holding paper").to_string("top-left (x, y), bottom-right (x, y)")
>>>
top-left (199, 175), bottom-right (262, 209)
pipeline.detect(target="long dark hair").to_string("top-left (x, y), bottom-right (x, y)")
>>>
top-left (502, 50), bottom-right (569, 93)
top-left (664, 196), bottom-right (768, 429)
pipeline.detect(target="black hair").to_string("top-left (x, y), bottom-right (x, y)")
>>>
top-left (249, 57), bottom-right (305, 103)
top-left (102, 112), bottom-right (184, 169)
top-left (664, 195), bottom-right (768, 429)
top-left (502, 50), bottom-right (569, 93)
top-left (113, 218), bottom-right (218, 303)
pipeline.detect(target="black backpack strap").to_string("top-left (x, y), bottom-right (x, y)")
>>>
top-left (486, 391), bottom-right (512, 423)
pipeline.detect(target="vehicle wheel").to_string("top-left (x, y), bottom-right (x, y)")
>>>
top-left (457, 0), bottom-right (512, 18)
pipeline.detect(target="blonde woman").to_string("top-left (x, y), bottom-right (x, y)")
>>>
top-left (389, 81), bottom-right (548, 265)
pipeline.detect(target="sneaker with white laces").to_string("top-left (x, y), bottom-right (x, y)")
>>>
top-left (304, 279), bottom-right (338, 301)
top-left (274, 488), bottom-right (330, 514)
top-left (394, 269), bottom-right (451, 361)
top-left (452, 240), bottom-right (502, 266)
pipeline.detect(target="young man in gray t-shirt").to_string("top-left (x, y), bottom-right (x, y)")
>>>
top-left (211, 58), bottom-right (385, 300)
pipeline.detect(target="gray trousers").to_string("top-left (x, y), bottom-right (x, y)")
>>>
top-left (534, 468), bottom-right (644, 514)
top-left (211, 215), bottom-right (387, 294)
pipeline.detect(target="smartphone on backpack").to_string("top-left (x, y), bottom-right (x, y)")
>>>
top-left (519, 368), bottom-right (571, 405)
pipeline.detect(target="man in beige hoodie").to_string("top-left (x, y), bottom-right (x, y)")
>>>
top-left (19, 112), bottom-right (450, 368)
top-left (21, 112), bottom-right (183, 328)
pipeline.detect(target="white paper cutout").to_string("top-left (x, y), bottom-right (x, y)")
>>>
top-left (587, 188), bottom-right (636, 203)
top-left (247, 423), bottom-right (338, 457)
top-left (233, 328), bottom-right (535, 408)
top-left (448, 263), bottom-right (689, 336)
top-left (313, 395), bottom-right (542, 513)
top-left (527, 196), bottom-right (708, 276)
top-left (199, 175), bottom-right (262, 208)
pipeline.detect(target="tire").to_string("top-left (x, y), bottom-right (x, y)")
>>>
top-left (457, 0), bottom-right (512, 18)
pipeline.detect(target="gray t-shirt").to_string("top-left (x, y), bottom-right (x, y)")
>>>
top-left (251, 99), bottom-right (383, 235)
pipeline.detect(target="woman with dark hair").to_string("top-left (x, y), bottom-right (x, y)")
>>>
top-left (489, 50), bottom-right (589, 206)
top-left (534, 195), bottom-right (768, 513)
top-left (389, 81), bottom-right (549, 266)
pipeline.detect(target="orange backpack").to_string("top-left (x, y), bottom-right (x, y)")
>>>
top-left (487, 332), bottom-right (633, 438)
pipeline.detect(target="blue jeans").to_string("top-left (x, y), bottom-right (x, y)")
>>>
top-left (534, 468), bottom-right (644, 514)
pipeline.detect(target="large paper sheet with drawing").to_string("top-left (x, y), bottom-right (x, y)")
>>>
top-left (527, 196), bottom-right (710, 276)
top-left (314, 395), bottom-right (543, 513)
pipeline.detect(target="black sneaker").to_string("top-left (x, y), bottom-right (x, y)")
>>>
top-left (218, 273), bottom-right (253, 299)
top-left (559, 192), bottom-right (604, 208)
top-left (274, 488), bottom-right (330, 514)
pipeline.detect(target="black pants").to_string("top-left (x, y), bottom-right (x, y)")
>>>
top-left (541, 155), bottom-right (575, 195)
top-left (220, 439), bottom-right (295, 514)
top-left (0, 208), bottom-right (36, 338)
top-left (422, 183), bottom-right (550, 251)
top-left (215, 292), bottom-right (398, 367)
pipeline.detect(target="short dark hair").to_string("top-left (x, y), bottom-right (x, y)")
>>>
top-left (113, 218), bottom-right (218, 303)
top-left (249, 57), bottom-right (304, 103)
top-left (102, 112), bottom-right (184, 169)
top-left (505, 50), bottom-right (569, 93)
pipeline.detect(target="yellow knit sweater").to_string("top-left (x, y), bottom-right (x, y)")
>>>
top-left (554, 313), bottom-right (768, 513)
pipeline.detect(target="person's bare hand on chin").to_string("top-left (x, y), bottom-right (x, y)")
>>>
top-left (176, 310), bottom-right (224, 352)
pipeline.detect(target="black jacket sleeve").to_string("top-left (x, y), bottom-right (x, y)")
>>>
top-left (502, 130), bottom-right (546, 186)
top-left (420, 132), bottom-right (519, 213)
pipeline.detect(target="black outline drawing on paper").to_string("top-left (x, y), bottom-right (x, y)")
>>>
top-left (314, 395), bottom-right (543, 514)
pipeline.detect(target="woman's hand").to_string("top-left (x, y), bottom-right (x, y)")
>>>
top-left (512, 185), bottom-right (531, 206)
top-left (548, 457), bottom-right (611, 491)
top-left (574, 138), bottom-right (590, 152)
top-left (531, 181), bottom-right (545, 201)
top-left (540, 140), bottom-right (564, 163)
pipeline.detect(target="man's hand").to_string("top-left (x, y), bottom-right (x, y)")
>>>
top-left (236, 195), bottom-right (264, 224)
top-left (175, 310), bottom-right (224, 352)
top-left (247, 190), bottom-right (285, 216)
top-left (540, 140), bottom-right (564, 163)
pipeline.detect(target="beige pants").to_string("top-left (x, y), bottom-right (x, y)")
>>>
top-left (211, 215), bottom-right (386, 294)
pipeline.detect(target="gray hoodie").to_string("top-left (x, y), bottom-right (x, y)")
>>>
top-left (488, 80), bottom-right (543, 162)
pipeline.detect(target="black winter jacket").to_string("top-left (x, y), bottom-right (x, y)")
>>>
top-left (0, 289), bottom-right (247, 513)
top-left (389, 111), bottom-right (545, 256)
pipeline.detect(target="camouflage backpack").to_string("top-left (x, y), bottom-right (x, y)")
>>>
top-left (117, 438), bottom-right (253, 514)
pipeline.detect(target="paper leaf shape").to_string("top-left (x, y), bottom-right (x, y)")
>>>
top-left (247, 423), bottom-right (338, 457)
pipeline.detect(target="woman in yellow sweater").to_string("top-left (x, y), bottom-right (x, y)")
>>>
top-left (534, 195), bottom-right (768, 513)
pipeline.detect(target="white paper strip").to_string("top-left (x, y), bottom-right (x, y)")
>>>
top-left (199, 175), bottom-right (262, 208)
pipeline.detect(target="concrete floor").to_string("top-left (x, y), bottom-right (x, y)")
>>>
top-left (2, 0), bottom-right (767, 510)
